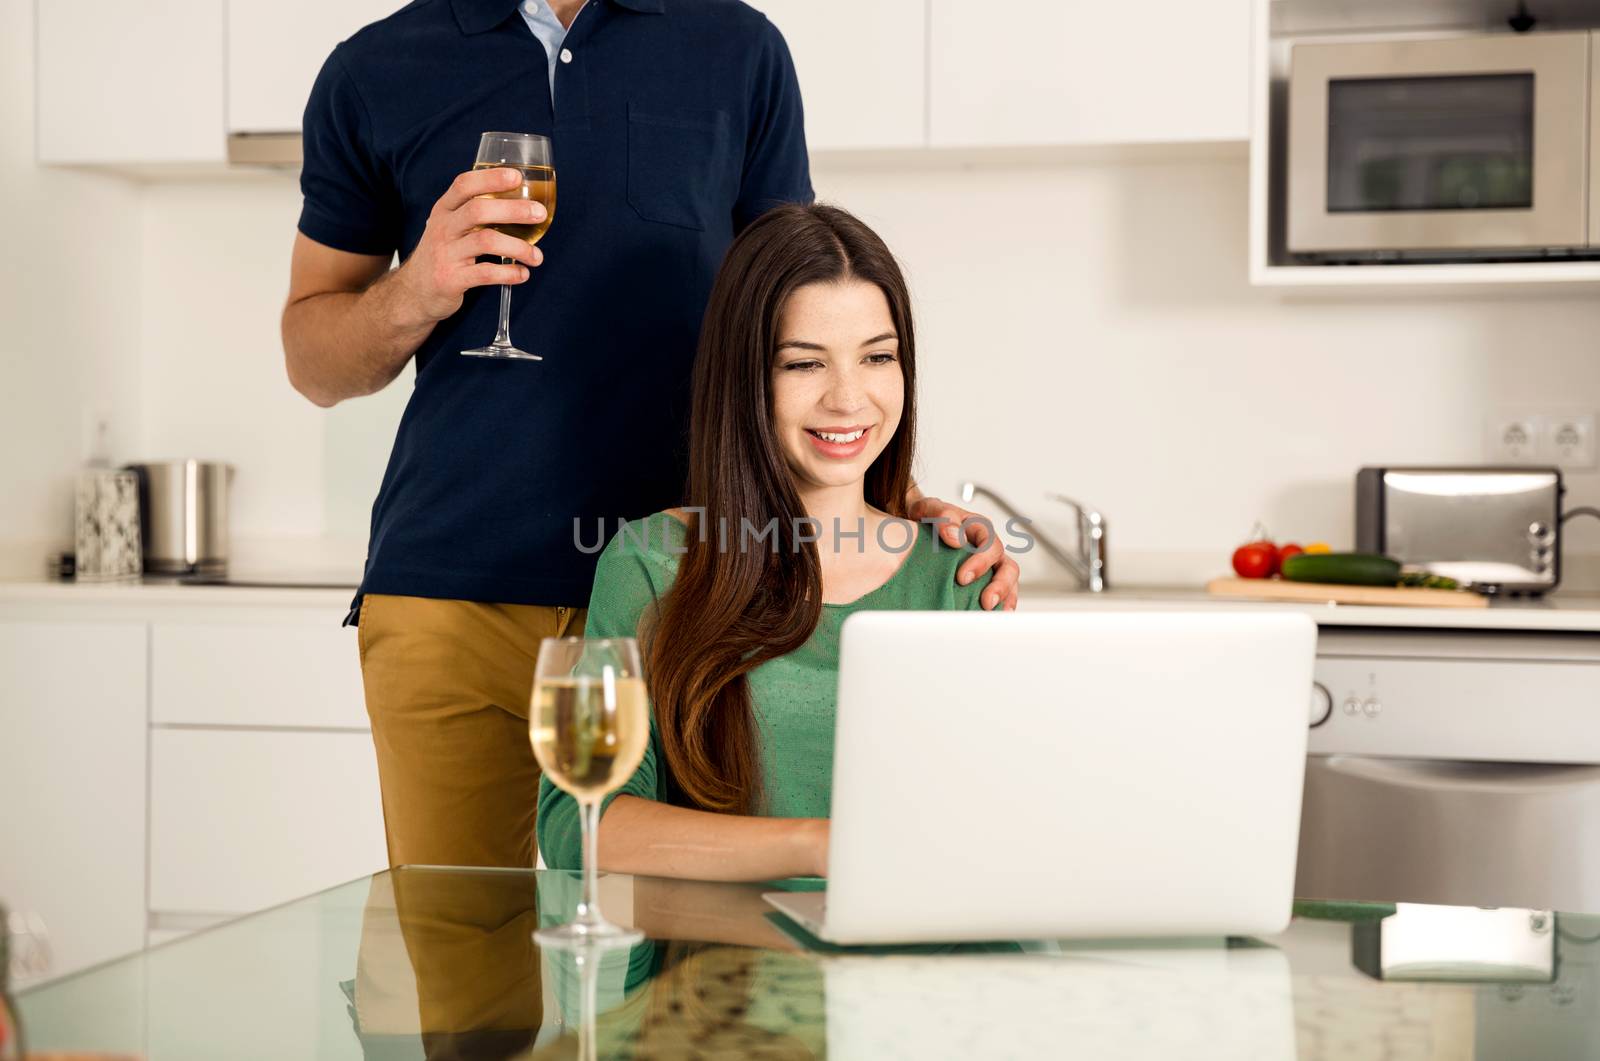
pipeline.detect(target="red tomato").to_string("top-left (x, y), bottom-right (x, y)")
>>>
top-left (1232, 542), bottom-right (1276, 579)
top-left (1277, 543), bottom-right (1304, 570)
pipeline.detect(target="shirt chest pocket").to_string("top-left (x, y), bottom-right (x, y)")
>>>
top-left (626, 104), bottom-right (734, 232)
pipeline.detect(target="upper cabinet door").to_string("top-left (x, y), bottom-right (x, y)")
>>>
top-left (744, 0), bottom-right (927, 151)
top-left (928, 0), bottom-right (1250, 148)
top-left (227, 0), bottom-right (404, 133)
top-left (37, 0), bottom-right (225, 164)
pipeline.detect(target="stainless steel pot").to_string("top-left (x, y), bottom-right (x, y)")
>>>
top-left (126, 460), bottom-right (234, 576)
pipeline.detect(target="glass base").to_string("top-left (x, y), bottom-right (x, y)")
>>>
top-left (535, 920), bottom-right (643, 950)
top-left (461, 343), bottom-right (542, 360)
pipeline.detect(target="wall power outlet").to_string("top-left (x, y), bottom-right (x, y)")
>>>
top-left (1487, 409), bottom-right (1597, 469)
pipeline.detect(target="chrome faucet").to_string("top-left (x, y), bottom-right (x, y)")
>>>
top-left (958, 481), bottom-right (1109, 593)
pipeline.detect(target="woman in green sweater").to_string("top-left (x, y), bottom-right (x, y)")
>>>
top-left (538, 203), bottom-right (993, 881)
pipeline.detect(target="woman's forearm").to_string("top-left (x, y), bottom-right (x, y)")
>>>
top-left (630, 877), bottom-right (804, 949)
top-left (597, 795), bottom-right (827, 882)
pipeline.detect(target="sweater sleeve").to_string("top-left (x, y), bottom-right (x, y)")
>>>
top-left (536, 519), bottom-right (673, 870)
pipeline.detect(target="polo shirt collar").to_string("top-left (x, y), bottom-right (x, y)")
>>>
top-left (452, 0), bottom-right (663, 35)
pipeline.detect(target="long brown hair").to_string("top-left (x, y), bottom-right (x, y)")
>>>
top-left (646, 203), bottom-right (918, 814)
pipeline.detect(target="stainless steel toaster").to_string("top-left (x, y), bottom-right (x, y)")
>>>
top-left (1356, 466), bottom-right (1564, 595)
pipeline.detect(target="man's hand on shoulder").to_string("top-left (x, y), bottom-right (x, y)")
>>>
top-left (905, 492), bottom-right (1020, 611)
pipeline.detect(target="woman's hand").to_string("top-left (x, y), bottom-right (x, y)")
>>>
top-left (905, 492), bottom-right (1021, 611)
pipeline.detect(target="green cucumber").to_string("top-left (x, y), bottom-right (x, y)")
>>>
top-left (1281, 552), bottom-right (1402, 587)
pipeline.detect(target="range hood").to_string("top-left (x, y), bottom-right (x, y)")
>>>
top-left (226, 133), bottom-right (303, 169)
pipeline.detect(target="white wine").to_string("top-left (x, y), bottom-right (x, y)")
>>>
top-left (531, 675), bottom-right (648, 800)
top-left (473, 162), bottom-right (557, 245)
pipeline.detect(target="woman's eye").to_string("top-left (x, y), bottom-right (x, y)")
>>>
top-left (865, 352), bottom-right (898, 365)
top-left (782, 360), bottom-right (823, 372)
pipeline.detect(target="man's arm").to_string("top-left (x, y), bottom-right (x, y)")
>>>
top-left (281, 167), bottom-right (545, 408)
top-left (282, 236), bottom-right (420, 407)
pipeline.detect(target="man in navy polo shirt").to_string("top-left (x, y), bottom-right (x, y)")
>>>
top-left (282, 0), bottom-right (1020, 873)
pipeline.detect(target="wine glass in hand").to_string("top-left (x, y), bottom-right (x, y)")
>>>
top-left (461, 131), bottom-right (556, 360)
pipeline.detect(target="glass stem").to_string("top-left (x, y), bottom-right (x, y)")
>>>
top-left (577, 797), bottom-right (603, 928)
top-left (492, 256), bottom-right (514, 348)
top-left (577, 944), bottom-right (599, 1061)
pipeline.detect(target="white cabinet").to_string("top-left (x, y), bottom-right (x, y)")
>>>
top-left (36, 0), bottom-right (226, 164)
top-left (1, 587), bottom-right (381, 983)
top-left (0, 621), bottom-right (147, 983)
top-left (34, 0), bottom-right (393, 165)
top-left (151, 618), bottom-right (366, 728)
top-left (150, 728), bottom-right (386, 915)
top-left (747, 0), bottom-right (927, 151)
top-left (928, 0), bottom-right (1251, 148)
top-left (226, 0), bottom-right (402, 133)
top-left (37, 0), bottom-right (1253, 167)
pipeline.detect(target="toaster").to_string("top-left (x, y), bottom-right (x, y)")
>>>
top-left (1355, 466), bottom-right (1564, 595)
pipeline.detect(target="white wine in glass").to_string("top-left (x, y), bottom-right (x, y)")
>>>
top-left (472, 160), bottom-right (556, 244)
top-left (461, 131), bottom-right (555, 360)
top-left (531, 636), bottom-right (648, 948)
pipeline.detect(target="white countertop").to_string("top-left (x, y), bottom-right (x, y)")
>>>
top-left (0, 578), bottom-right (357, 610)
top-left (8, 577), bottom-right (1600, 632)
top-left (1019, 585), bottom-right (1600, 633)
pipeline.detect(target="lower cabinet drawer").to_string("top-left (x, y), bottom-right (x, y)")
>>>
top-left (150, 729), bottom-right (387, 914)
top-left (152, 618), bottom-right (365, 728)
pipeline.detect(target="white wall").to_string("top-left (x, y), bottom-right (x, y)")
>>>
top-left (137, 179), bottom-right (407, 574)
top-left (126, 146), bottom-right (1600, 589)
top-left (819, 147), bottom-right (1600, 586)
top-left (0, 0), bottom-right (142, 578)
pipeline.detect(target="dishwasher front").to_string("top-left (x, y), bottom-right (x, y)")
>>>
top-left (1298, 626), bottom-right (1600, 912)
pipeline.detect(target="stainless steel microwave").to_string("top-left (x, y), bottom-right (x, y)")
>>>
top-left (1287, 32), bottom-right (1599, 261)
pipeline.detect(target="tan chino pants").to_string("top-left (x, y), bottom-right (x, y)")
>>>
top-left (358, 593), bottom-right (587, 868)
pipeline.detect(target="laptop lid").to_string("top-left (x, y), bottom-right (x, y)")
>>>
top-left (823, 611), bottom-right (1316, 944)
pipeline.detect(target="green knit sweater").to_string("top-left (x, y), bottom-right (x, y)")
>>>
top-left (537, 511), bottom-right (992, 870)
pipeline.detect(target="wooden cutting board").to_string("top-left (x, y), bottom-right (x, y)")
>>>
top-left (1206, 576), bottom-right (1488, 609)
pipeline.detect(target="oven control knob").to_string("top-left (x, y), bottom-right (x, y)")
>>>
top-left (1309, 682), bottom-right (1332, 727)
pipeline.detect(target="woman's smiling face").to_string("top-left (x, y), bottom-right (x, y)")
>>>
top-left (769, 278), bottom-right (905, 495)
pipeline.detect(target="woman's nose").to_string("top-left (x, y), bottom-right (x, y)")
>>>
top-left (822, 369), bottom-right (867, 412)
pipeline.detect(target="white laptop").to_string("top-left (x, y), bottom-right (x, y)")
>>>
top-left (763, 610), bottom-right (1317, 945)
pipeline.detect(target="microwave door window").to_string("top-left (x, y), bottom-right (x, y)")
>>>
top-left (1326, 74), bottom-right (1535, 213)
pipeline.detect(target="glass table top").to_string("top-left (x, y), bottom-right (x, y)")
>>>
top-left (16, 868), bottom-right (1600, 1060)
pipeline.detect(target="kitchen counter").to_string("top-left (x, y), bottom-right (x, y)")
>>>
top-left (0, 577), bottom-right (357, 609)
top-left (18, 867), bottom-right (1600, 1059)
top-left (1020, 584), bottom-right (1600, 633)
top-left (10, 576), bottom-right (1600, 632)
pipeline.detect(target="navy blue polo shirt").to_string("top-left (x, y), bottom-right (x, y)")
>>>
top-left (298, 0), bottom-right (812, 608)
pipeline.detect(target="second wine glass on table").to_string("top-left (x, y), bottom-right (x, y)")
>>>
top-left (530, 636), bottom-right (648, 949)
top-left (461, 131), bottom-right (556, 361)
